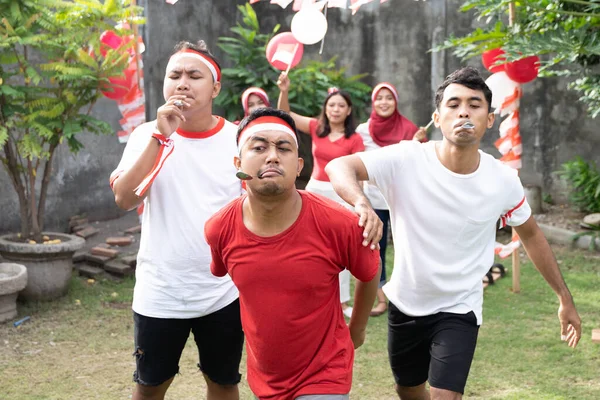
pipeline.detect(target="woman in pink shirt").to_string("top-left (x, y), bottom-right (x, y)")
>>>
top-left (277, 72), bottom-right (365, 318)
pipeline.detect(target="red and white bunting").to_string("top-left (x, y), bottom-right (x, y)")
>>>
top-left (495, 83), bottom-right (522, 170)
top-left (293, 0), bottom-right (309, 10)
top-left (493, 78), bottom-right (524, 257)
top-left (327, 0), bottom-right (348, 7)
top-left (495, 110), bottom-right (522, 156)
top-left (315, 0), bottom-right (347, 9)
top-left (115, 36), bottom-right (146, 143)
top-left (270, 0), bottom-right (295, 7)
top-left (253, 0), bottom-right (387, 12)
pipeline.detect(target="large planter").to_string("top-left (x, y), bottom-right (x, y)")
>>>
top-left (0, 233), bottom-right (85, 301)
top-left (0, 263), bottom-right (28, 322)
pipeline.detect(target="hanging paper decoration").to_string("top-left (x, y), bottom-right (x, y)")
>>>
top-left (504, 55), bottom-right (540, 84)
top-left (251, 0), bottom-right (387, 13)
top-left (486, 71), bottom-right (526, 257)
top-left (350, 0), bottom-right (375, 14)
top-left (116, 44), bottom-right (146, 143)
top-left (266, 32), bottom-right (304, 70)
top-left (482, 48), bottom-right (506, 74)
top-left (291, 7), bottom-right (328, 44)
top-left (271, 0), bottom-right (295, 8)
top-left (98, 27), bottom-right (146, 143)
top-left (99, 30), bottom-right (124, 57)
top-left (292, 0), bottom-right (308, 11)
top-left (485, 71), bottom-right (520, 111)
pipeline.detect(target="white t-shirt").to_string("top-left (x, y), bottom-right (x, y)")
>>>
top-left (356, 121), bottom-right (388, 210)
top-left (359, 140), bottom-right (531, 324)
top-left (111, 117), bottom-right (242, 319)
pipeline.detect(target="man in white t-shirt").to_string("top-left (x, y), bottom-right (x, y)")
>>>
top-left (325, 67), bottom-right (582, 400)
top-left (110, 40), bottom-right (243, 400)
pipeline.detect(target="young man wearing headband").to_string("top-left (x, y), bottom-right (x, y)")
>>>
top-left (110, 40), bottom-right (244, 400)
top-left (204, 108), bottom-right (381, 400)
top-left (325, 67), bottom-right (581, 399)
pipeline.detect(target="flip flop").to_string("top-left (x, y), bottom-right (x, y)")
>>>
top-left (483, 270), bottom-right (495, 288)
top-left (490, 263), bottom-right (506, 278)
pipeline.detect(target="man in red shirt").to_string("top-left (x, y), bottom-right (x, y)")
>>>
top-left (205, 108), bottom-right (381, 400)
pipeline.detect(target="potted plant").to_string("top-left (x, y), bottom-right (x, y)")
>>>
top-left (0, 0), bottom-right (143, 300)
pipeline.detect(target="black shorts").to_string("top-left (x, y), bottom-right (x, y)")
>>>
top-left (387, 302), bottom-right (479, 394)
top-left (132, 299), bottom-right (244, 387)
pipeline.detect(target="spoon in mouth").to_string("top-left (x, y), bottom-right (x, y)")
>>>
top-left (461, 122), bottom-right (475, 129)
top-left (236, 171), bottom-right (254, 180)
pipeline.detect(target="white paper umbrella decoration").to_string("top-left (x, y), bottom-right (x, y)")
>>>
top-left (485, 71), bottom-right (520, 111)
top-left (291, 7), bottom-right (328, 45)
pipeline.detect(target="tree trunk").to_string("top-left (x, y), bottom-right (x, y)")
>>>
top-left (37, 142), bottom-right (58, 233)
top-left (27, 159), bottom-right (42, 243)
top-left (3, 138), bottom-right (31, 239)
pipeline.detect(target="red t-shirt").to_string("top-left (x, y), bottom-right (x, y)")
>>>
top-left (205, 191), bottom-right (379, 400)
top-left (308, 119), bottom-right (365, 182)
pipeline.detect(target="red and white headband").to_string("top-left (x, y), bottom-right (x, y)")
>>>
top-left (237, 116), bottom-right (298, 152)
top-left (372, 82), bottom-right (399, 104)
top-left (241, 87), bottom-right (270, 113)
top-left (166, 49), bottom-right (221, 82)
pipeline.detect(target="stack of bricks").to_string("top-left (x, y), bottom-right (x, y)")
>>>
top-left (72, 220), bottom-right (141, 280)
top-left (69, 215), bottom-right (99, 239)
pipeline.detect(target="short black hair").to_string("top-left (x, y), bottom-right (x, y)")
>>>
top-left (236, 108), bottom-right (298, 145)
top-left (172, 40), bottom-right (221, 73)
top-left (434, 67), bottom-right (493, 112)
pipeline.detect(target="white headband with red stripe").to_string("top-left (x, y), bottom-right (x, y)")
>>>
top-left (237, 116), bottom-right (298, 152)
top-left (166, 49), bottom-right (221, 82)
top-left (242, 87), bottom-right (270, 113)
top-left (372, 82), bottom-right (399, 103)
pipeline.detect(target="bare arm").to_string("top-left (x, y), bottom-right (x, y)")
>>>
top-left (325, 154), bottom-right (370, 206)
top-left (276, 72), bottom-right (313, 134)
top-left (325, 155), bottom-right (382, 249)
top-left (112, 139), bottom-right (159, 210)
top-left (113, 94), bottom-right (188, 210)
top-left (348, 264), bottom-right (381, 349)
top-left (514, 216), bottom-right (582, 348)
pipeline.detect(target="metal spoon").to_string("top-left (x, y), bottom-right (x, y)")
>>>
top-left (462, 122), bottom-right (475, 129)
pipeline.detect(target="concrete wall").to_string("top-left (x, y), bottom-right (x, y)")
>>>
top-left (0, 98), bottom-right (127, 234)
top-left (1, 0), bottom-right (599, 233)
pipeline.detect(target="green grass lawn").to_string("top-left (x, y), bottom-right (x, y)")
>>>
top-left (1, 245), bottom-right (599, 399)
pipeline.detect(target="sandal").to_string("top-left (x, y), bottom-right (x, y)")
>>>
top-left (370, 301), bottom-right (387, 317)
top-left (490, 263), bottom-right (506, 278)
top-left (483, 270), bottom-right (494, 286)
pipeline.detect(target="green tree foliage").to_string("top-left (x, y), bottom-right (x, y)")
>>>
top-left (560, 156), bottom-right (600, 213)
top-left (216, 4), bottom-right (371, 123)
top-left (0, 0), bottom-right (144, 241)
top-left (437, 0), bottom-right (600, 117)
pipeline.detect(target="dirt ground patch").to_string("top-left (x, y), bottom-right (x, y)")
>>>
top-left (533, 203), bottom-right (588, 232)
